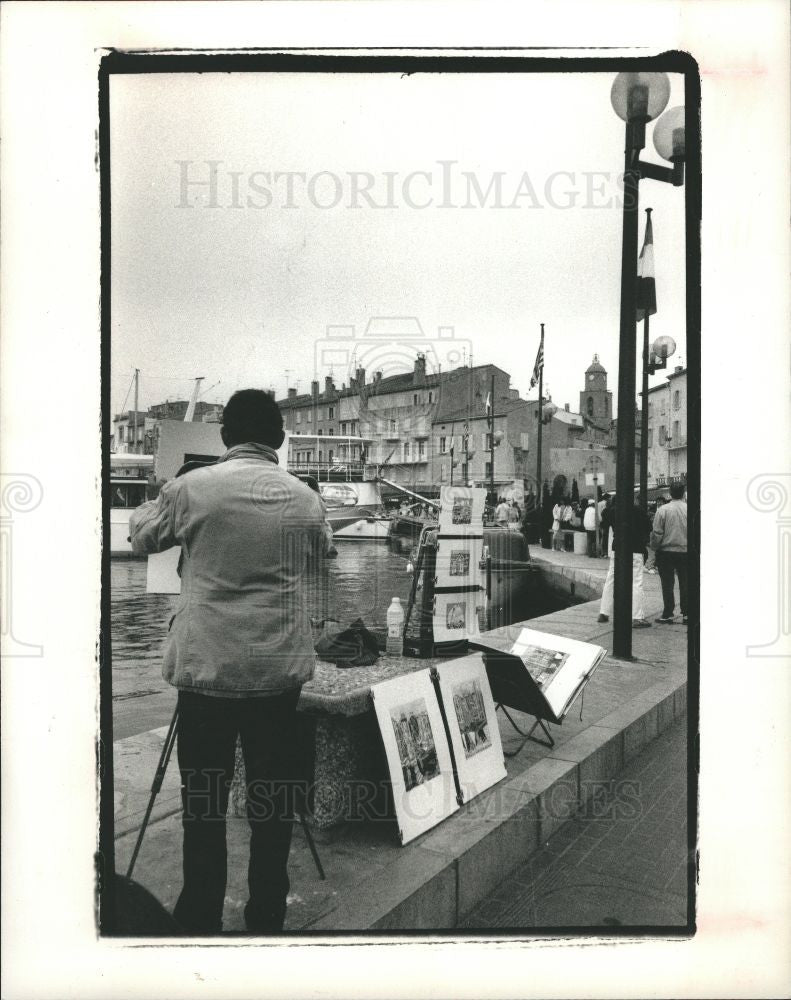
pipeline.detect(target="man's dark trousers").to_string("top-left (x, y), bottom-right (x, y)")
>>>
top-left (173, 687), bottom-right (302, 935)
top-left (656, 551), bottom-right (688, 619)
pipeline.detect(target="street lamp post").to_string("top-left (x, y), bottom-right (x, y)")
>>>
top-left (610, 73), bottom-right (685, 659)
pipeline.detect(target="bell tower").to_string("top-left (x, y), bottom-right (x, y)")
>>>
top-left (579, 354), bottom-right (612, 426)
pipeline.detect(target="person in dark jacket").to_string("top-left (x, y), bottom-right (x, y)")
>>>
top-left (597, 500), bottom-right (652, 628)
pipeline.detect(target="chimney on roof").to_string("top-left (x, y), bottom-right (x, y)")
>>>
top-left (311, 380), bottom-right (319, 397)
top-left (674, 365), bottom-right (683, 373)
top-left (413, 353), bottom-right (426, 386)
top-left (356, 366), bottom-right (366, 387)
top-left (325, 375), bottom-right (335, 394)
top-left (350, 377), bottom-right (358, 391)
top-left (374, 371), bottom-right (382, 383)
top-left (565, 403), bottom-right (570, 411)
top-left (288, 387), bottom-right (297, 399)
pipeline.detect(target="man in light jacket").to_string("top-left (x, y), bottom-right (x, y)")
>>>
top-left (130, 389), bottom-right (331, 936)
top-left (650, 481), bottom-right (688, 624)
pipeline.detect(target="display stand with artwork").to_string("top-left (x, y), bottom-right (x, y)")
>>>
top-left (432, 486), bottom-right (488, 655)
top-left (371, 653), bottom-right (506, 844)
top-left (471, 627), bottom-right (607, 757)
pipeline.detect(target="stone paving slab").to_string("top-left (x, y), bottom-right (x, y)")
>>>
top-left (459, 714), bottom-right (689, 929)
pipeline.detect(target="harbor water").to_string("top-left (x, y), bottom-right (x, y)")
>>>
top-left (111, 540), bottom-right (575, 737)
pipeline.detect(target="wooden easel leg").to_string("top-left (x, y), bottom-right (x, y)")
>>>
top-left (297, 811), bottom-right (326, 881)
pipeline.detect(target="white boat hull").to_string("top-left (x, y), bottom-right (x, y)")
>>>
top-left (332, 517), bottom-right (391, 541)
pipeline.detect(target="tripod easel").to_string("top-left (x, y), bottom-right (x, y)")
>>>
top-left (496, 703), bottom-right (555, 757)
top-left (125, 707), bottom-right (326, 881)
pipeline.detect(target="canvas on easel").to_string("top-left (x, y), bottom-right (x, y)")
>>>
top-left (437, 485), bottom-right (486, 537)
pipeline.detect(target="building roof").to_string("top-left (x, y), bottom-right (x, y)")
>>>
top-left (276, 361), bottom-right (509, 410)
top-left (585, 354), bottom-right (607, 375)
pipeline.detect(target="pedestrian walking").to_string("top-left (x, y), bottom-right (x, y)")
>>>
top-left (583, 499), bottom-right (598, 557)
top-left (650, 482), bottom-right (688, 624)
top-left (495, 496), bottom-right (510, 527)
top-left (598, 499), bottom-right (653, 628)
top-left (130, 389), bottom-right (332, 936)
top-left (551, 500), bottom-right (564, 549)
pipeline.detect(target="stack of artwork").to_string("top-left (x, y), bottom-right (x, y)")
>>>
top-left (432, 486), bottom-right (487, 643)
top-left (371, 653), bottom-right (507, 844)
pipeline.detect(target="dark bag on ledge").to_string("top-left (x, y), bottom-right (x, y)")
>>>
top-left (314, 618), bottom-right (380, 668)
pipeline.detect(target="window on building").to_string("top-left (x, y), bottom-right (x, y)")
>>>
top-left (307, 410), bottom-right (312, 423)
top-left (414, 394), bottom-right (419, 405)
top-left (647, 429), bottom-right (653, 447)
top-left (329, 406), bottom-right (334, 418)
top-left (390, 419), bottom-right (396, 434)
top-left (587, 396), bottom-right (594, 416)
top-left (440, 464), bottom-right (447, 482)
top-left (296, 410), bottom-right (302, 424)
top-left (673, 390), bottom-right (681, 410)
top-left (328, 450), bottom-right (333, 463)
top-left (485, 461), bottom-right (492, 479)
top-left (659, 425), bottom-right (666, 445)
top-left (404, 441), bottom-right (410, 460)
top-left (672, 420), bottom-right (679, 441)
top-left (318, 428), bottom-right (323, 436)
top-left (439, 436), bottom-right (447, 453)
top-left (341, 422), bottom-right (347, 435)
top-left (485, 432), bottom-right (493, 450)
top-left (428, 391), bottom-right (433, 403)
top-left (418, 440), bottom-right (426, 460)
top-left (328, 428), bottom-right (334, 436)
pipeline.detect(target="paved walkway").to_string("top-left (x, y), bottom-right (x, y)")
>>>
top-left (460, 713), bottom-right (689, 929)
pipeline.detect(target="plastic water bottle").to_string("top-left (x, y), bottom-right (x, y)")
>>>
top-left (386, 596), bottom-right (405, 656)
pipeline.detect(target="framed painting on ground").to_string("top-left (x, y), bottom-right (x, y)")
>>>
top-left (371, 670), bottom-right (459, 844)
top-left (435, 654), bottom-right (507, 803)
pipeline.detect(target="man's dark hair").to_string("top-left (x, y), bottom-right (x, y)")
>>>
top-left (221, 389), bottom-right (285, 449)
top-left (670, 482), bottom-right (685, 500)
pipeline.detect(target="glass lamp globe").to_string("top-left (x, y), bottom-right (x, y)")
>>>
top-left (653, 105), bottom-right (686, 161)
top-left (652, 335), bottom-right (677, 360)
top-left (610, 72), bottom-right (671, 122)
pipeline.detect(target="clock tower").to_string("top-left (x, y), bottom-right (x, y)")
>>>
top-left (579, 354), bottom-right (612, 427)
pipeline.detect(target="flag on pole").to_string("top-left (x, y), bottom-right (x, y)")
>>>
top-left (637, 209), bottom-right (657, 321)
top-left (529, 329), bottom-right (544, 389)
top-left (485, 391), bottom-right (492, 419)
top-left (462, 421), bottom-right (469, 449)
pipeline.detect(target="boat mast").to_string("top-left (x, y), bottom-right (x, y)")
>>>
top-left (184, 377), bottom-right (205, 422)
top-left (132, 368), bottom-right (139, 454)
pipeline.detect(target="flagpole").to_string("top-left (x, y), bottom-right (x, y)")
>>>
top-left (489, 371), bottom-right (495, 504)
top-left (638, 207), bottom-right (653, 513)
top-left (640, 310), bottom-right (650, 511)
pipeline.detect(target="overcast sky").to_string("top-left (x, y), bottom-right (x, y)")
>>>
top-left (110, 68), bottom-right (686, 418)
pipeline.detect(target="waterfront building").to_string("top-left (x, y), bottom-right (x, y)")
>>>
top-left (644, 366), bottom-right (687, 489)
